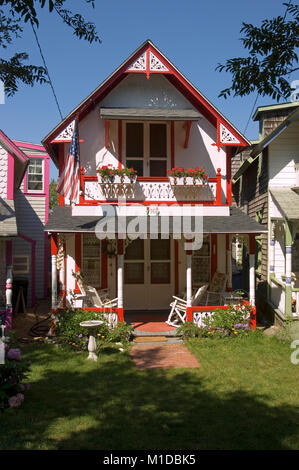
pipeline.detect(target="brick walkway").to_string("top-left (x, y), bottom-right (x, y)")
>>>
top-left (129, 343), bottom-right (200, 369)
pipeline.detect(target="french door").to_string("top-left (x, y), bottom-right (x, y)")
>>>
top-left (124, 238), bottom-right (173, 309)
top-left (124, 121), bottom-right (169, 177)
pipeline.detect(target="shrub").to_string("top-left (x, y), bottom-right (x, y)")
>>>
top-left (176, 321), bottom-right (200, 339)
top-left (0, 332), bottom-right (31, 412)
top-left (202, 303), bottom-right (252, 338)
top-left (54, 308), bottom-right (133, 350)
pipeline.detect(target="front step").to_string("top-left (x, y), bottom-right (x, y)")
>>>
top-left (132, 328), bottom-right (179, 338)
top-left (133, 336), bottom-right (182, 345)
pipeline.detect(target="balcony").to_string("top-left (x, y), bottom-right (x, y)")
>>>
top-left (79, 168), bottom-right (222, 205)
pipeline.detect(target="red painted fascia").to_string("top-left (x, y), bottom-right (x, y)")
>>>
top-left (43, 40), bottom-right (249, 162)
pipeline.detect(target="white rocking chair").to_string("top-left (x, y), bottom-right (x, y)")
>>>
top-left (166, 284), bottom-right (209, 328)
top-left (73, 272), bottom-right (118, 328)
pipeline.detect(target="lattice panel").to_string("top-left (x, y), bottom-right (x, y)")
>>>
top-left (84, 181), bottom-right (216, 202)
top-left (53, 121), bottom-right (75, 141)
top-left (220, 123), bottom-right (240, 144)
top-left (126, 52), bottom-right (146, 71)
top-left (149, 52), bottom-right (169, 71)
top-left (193, 311), bottom-right (215, 327)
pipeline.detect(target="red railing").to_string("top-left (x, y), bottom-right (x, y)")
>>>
top-left (79, 167), bottom-right (223, 206)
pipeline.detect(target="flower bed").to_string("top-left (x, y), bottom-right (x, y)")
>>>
top-left (96, 164), bottom-right (137, 183)
top-left (54, 308), bottom-right (134, 351)
top-left (0, 332), bottom-right (31, 412)
top-left (167, 166), bottom-right (208, 185)
top-left (177, 303), bottom-right (253, 340)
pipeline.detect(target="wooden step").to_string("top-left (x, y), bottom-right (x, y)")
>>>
top-left (133, 336), bottom-right (168, 343)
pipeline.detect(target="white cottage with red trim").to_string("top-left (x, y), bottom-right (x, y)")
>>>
top-left (43, 40), bottom-right (266, 329)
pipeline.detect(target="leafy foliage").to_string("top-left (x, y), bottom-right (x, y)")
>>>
top-left (54, 308), bottom-right (133, 350)
top-left (176, 321), bottom-right (201, 339)
top-left (0, 0), bottom-right (101, 96)
top-left (217, 2), bottom-right (299, 101)
top-left (49, 178), bottom-right (59, 212)
top-left (0, 332), bottom-right (31, 412)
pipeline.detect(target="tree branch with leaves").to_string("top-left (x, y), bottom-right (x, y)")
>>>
top-left (0, 0), bottom-right (101, 96)
top-left (216, 2), bottom-right (299, 101)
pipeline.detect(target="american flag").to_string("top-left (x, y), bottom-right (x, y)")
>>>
top-left (56, 120), bottom-right (80, 204)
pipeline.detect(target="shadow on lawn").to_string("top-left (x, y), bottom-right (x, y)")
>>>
top-left (1, 344), bottom-right (298, 450)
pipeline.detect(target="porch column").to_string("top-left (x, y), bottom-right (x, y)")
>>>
top-left (285, 219), bottom-right (293, 318)
top-left (226, 234), bottom-right (232, 291)
top-left (117, 239), bottom-right (124, 322)
top-left (50, 233), bottom-right (58, 335)
top-left (249, 234), bottom-right (256, 306)
top-left (5, 240), bottom-right (13, 332)
top-left (268, 219), bottom-right (275, 301)
top-left (186, 242), bottom-right (193, 322)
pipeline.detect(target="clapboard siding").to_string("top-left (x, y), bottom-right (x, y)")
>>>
top-left (14, 190), bottom-right (46, 301)
top-left (0, 145), bottom-right (7, 198)
top-left (239, 149), bottom-right (269, 284)
top-left (269, 120), bottom-right (299, 188)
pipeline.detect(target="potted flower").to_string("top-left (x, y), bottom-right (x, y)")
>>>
top-left (121, 167), bottom-right (138, 184)
top-left (167, 166), bottom-right (208, 185)
top-left (167, 166), bottom-right (185, 185)
top-left (96, 165), bottom-right (138, 184)
top-left (96, 164), bottom-right (117, 183)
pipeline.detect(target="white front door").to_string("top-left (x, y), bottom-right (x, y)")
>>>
top-left (124, 238), bottom-right (173, 310)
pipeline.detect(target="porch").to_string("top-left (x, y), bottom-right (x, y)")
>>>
top-left (46, 206), bottom-right (266, 333)
top-left (268, 189), bottom-right (299, 321)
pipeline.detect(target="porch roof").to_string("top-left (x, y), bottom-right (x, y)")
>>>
top-left (99, 107), bottom-right (203, 121)
top-left (270, 188), bottom-right (299, 221)
top-left (45, 206), bottom-right (267, 235)
top-left (0, 198), bottom-right (18, 237)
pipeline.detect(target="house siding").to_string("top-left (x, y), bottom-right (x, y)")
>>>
top-left (14, 191), bottom-right (46, 304)
top-left (237, 148), bottom-right (269, 293)
top-left (0, 145), bottom-right (7, 198)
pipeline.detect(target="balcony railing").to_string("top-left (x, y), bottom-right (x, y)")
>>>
top-left (79, 167), bottom-right (222, 205)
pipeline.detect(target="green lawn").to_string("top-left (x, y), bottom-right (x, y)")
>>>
top-left (1, 334), bottom-right (299, 450)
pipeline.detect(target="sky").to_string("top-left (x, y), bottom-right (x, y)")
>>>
top-left (0, 0), bottom-right (297, 180)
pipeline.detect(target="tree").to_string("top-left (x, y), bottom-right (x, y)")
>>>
top-left (49, 178), bottom-right (59, 212)
top-left (216, 2), bottom-right (299, 101)
top-left (0, 0), bottom-right (101, 96)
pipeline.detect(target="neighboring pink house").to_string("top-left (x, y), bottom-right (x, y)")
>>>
top-left (0, 129), bottom-right (49, 330)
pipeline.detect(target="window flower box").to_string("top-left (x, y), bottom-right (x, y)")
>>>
top-left (96, 165), bottom-right (137, 184)
top-left (168, 167), bottom-right (208, 185)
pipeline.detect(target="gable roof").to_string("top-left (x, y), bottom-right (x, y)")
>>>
top-left (43, 39), bottom-right (250, 165)
top-left (270, 188), bottom-right (299, 221)
top-left (0, 129), bottom-right (29, 189)
top-left (233, 106), bottom-right (299, 183)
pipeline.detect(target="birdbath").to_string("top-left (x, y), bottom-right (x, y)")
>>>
top-left (80, 320), bottom-right (104, 361)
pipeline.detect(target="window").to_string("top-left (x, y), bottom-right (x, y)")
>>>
top-left (27, 158), bottom-right (43, 191)
top-left (82, 234), bottom-right (101, 287)
top-left (126, 123), bottom-right (144, 176)
top-left (149, 123), bottom-right (167, 176)
top-left (13, 256), bottom-right (29, 274)
top-left (124, 238), bottom-right (144, 284)
top-left (125, 121), bottom-right (168, 177)
top-left (150, 239), bottom-right (170, 284)
top-left (192, 235), bottom-right (210, 285)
